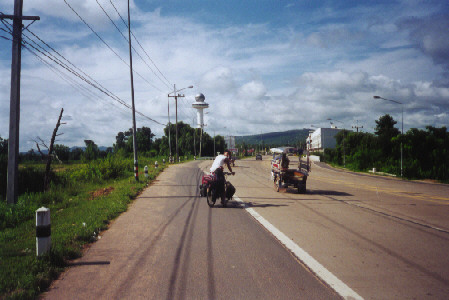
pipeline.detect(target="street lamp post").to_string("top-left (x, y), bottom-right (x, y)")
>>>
top-left (192, 117), bottom-right (196, 157)
top-left (168, 85), bottom-right (193, 163)
top-left (327, 118), bottom-right (346, 167)
top-left (168, 98), bottom-right (171, 160)
top-left (373, 95), bottom-right (403, 178)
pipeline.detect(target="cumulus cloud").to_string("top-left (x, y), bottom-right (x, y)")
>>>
top-left (237, 81), bottom-right (267, 100)
top-left (1, 1), bottom-right (448, 150)
top-left (198, 66), bottom-right (237, 95)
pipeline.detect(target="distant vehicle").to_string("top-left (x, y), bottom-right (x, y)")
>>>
top-left (256, 154), bottom-right (262, 160)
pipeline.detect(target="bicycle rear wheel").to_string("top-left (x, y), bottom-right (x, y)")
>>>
top-left (206, 188), bottom-right (216, 207)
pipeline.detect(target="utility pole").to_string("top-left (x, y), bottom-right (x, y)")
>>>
top-left (1, 0), bottom-right (39, 204)
top-left (200, 127), bottom-right (203, 157)
top-left (352, 120), bottom-right (363, 133)
top-left (127, 0), bottom-right (138, 181)
top-left (168, 98), bottom-right (171, 160)
top-left (168, 84), bottom-right (187, 163)
top-left (192, 117), bottom-right (196, 157)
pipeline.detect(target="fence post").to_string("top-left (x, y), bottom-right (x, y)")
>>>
top-left (36, 207), bottom-right (51, 256)
top-left (144, 165), bottom-right (148, 177)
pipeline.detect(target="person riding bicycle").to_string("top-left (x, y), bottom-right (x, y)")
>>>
top-left (210, 150), bottom-right (235, 202)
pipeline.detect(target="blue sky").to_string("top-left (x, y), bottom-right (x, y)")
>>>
top-left (1, 0), bottom-right (448, 150)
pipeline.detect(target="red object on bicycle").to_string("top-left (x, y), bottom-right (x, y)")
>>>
top-left (201, 174), bottom-right (216, 185)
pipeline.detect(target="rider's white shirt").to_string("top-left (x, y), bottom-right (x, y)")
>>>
top-left (210, 155), bottom-right (227, 173)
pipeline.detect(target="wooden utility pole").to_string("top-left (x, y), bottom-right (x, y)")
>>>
top-left (127, 0), bottom-right (138, 181)
top-left (1, 0), bottom-right (39, 204)
top-left (168, 85), bottom-right (187, 163)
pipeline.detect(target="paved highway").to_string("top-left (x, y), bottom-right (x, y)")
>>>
top-left (230, 155), bottom-right (449, 299)
top-left (43, 156), bottom-right (449, 299)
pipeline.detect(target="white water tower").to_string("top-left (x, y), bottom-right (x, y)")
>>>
top-left (192, 93), bottom-right (209, 128)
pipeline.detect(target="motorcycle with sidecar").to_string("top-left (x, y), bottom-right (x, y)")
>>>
top-left (271, 151), bottom-right (309, 194)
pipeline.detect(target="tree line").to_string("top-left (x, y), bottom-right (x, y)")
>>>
top-left (1, 122), bottom-right (228, 197)
top-left (322, 114), bottom-right (448, 182)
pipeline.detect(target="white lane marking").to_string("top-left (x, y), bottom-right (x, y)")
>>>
top-left (234, 195), bottom-right (364, 300)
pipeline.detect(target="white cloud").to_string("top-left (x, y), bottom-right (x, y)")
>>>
top-left (1, 1), bottom-right (448, 150)
top-left (237, 81), bottom-right (267, 100)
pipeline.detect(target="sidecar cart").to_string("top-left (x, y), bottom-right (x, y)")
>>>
top-left (271, 151), bottom-right (309, 194)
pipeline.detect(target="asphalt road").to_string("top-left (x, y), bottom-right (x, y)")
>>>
top-left (42, 159), bottom-right (340, 300)
top-left (230, 155), bottom-right (449, 299)
top-left (43, 156), bottom-right (449, 299)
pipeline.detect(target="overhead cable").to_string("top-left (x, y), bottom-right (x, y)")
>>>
top-left (109, 0), bottom-right (172, 88)
top-left (62, 0), bottom-right (163, 93)
top-left (95, 0), bottom-right (171, 90)
top-left (1, 20), bottom-right (164, 126)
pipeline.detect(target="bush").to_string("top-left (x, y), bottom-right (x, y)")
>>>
top-left (68, 155), bottom-right (130, 182)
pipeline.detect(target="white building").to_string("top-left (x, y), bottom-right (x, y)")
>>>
top-left (306, 128), bottom-right (345, 151)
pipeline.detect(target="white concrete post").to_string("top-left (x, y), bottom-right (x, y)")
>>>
top-left (36, 207), bottom-right (51, 256)
top-left (144, 165), bottom-right (148, 177)
top-left (155, 161), bottom-right (158, 169)
top-left (162, 159), bottom-right (165, 164)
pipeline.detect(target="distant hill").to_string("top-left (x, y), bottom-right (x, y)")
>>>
top-left (235, 129), bottom-right (310, 146)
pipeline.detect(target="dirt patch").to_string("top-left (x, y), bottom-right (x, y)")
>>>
top-left (89, 187), bottom-right (115, 200)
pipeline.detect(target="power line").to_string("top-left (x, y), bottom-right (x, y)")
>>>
top-left (2, 19), bottom-right (164, 126)
top-left (62, 0), bottom-right (164, 93)
top-left (23, 27), bottom-right (131, 108)
top-left (23, 37), bottom-right (163, 125)
top-left (95, 0), bottom-right (171, 90)
top-left (109, 0), bottom-right (172, 88)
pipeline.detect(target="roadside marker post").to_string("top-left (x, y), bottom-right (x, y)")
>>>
top-left (36, 207), bottom-right (51, 257)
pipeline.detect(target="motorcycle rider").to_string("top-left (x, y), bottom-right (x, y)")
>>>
top-left (210, 150), bottom-right (235, 203)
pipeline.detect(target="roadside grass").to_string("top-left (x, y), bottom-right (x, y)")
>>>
top-left (0, 157), bottom-right (168, 299)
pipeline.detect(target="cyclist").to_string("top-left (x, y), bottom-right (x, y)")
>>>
top-left (210, 150), bottom-right (235, 203)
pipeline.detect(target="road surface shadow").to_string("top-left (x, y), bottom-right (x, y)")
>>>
top-left (68, 261), bottom-right (110, 266)
top-left (235, 196), bottom-right (296, 201)
top-left (309, 190), bottom-right (352, 196)
top-left (139, 196), bottom-right (199, 199)
top-left (215, 201), bottom-right (288, 209)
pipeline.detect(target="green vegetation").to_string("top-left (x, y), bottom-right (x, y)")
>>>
top-left (0, 119), bottom-right (227, 299)
top-left (115, 123), bottom-right (226, 157)
top-left (323, 115), bottom-right (449, 182)
top-left (0, 154), bottom-right (166, 299)
top-left (1, 123), bottom-right (197, 299)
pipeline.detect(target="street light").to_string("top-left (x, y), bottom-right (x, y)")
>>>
top-left (373, 95), bottom-right (404, 178)
top-left (168, 84), bottom-right (193, 162)
top-left (327, 118), bottom-right (346, 167)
